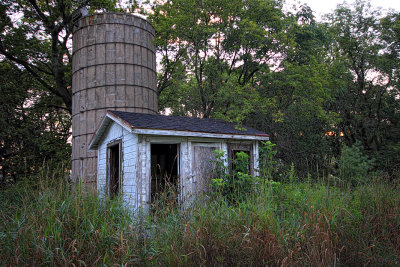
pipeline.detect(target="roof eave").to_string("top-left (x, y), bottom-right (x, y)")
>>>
top-left (131, 128), bottom-right (270, 141)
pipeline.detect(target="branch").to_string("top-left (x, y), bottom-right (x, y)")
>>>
top-left (31, 61), bottom-right (54, 75)
top-left (47, 103), bottom-right (71, 113)
top-left (27, 0), bottom-right (51, 28)
top-left (0, 40), bottom-right (55, 94)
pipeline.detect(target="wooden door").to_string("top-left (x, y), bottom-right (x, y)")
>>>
top-left (192, 144), bottom-right (219, 194)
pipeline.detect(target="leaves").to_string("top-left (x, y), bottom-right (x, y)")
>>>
top-left (0, 0), bottom-right (120, 113)
top-left (0, 61), bottom-right (70, 181)
top-left (146, 0), bottom-right (286, 118)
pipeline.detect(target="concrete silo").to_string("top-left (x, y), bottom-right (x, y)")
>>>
top-left (71, 13), bottom-right (158, 187)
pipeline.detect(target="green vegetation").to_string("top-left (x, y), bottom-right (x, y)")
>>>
top-left (1, 0), bottom-right (399, 264)
top-left (338, 141), bottom-right (375, 186)
top-left (1, 0), bottom-right (400, 182)
top-left (145, 0), bottom-right (400, 179)
top-left (1, 160), bottom-right (399, 266)
top-left (211, 150), bottom-right (259, 203)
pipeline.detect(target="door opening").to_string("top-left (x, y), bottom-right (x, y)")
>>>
top-left (108, 142), bottom-right (121, 200)
top-left (150, 144), bottom-right (179, 204)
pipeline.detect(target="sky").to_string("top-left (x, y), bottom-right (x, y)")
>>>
top-left (285, 0), bottom-right (400, 20)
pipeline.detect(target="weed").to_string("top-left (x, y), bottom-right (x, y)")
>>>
top-left (1, 163), bottom-right (399, 266)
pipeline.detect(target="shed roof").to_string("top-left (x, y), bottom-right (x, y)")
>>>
top-left (109, 110), bottom-right (268, 136)
top-left (88, 110), bottom-right (269, 149)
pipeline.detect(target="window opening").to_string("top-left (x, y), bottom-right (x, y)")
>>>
top-left (231, 149), bottom-right (250, 172)
top-left (150, 144), bottom-right (179, 204)
top-left (108, 143), bottom-right (121, 200)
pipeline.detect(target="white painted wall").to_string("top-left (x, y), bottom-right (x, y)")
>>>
top-left (96, 124), bottom-right (261, 211)
top-left (97, 122), bottom-right (138, 208)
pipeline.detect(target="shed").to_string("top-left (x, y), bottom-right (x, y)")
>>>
top-left (88, 110), bottom-right (269, 209)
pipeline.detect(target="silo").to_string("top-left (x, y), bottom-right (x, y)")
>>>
top-left (71, 13), bottom-right (158, 187)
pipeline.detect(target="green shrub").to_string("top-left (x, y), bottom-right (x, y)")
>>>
top-left (338, 141), bottom-right (375, 186)
top-left (211, 150), bottom-right (259, 203)
top-left (258, 141), bottom-right (278, 181)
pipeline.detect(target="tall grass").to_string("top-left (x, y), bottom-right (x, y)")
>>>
top-left (1, 174), bottom-right (399, 265)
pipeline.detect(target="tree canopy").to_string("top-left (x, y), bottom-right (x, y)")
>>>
top-left (145, 0), bottom-right (400, 178)
top-left (1, 0), bottom-right (399, 181)
top-left (0, 0), bottom-right (121, 113)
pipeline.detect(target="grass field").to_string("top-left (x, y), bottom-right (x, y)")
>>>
top-left (1, 173), bottom-right (399, 266)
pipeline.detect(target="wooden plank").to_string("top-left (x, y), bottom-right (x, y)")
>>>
top-left (192, 144), bottom-right (218, 194)
top-left (96, 65), bottom-right (105, 87)
top-left (253, 141), bottom-right (259, 177)
top-left (96, 44), bottom-right (105, 65)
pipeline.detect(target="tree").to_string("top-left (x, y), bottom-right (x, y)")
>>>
top-left (328, 0), bottom-right (400, 175)
top-left (145, 0), bottom-right (287, 119)
top-left (146, 1), bottom-right (343, 177)
top-left (0, 60), bottom-right (70, 183)
top-left (0, 0), bottom-right (121, 182)
top-left (0, 0), bottom-right (120, 113)
top-left (246, 6), bottom-right (341, 176)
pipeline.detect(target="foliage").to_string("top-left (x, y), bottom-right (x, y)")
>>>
top-left (245, 13), bottom-right (341, 177)
top-left (0, 176), bottom-right (135, 265)
top-left (211, 150), bottom-right (259, 203)
top-left (145, 0), bottom-right (348, 178)
top-left (0, 61), bottom-right (70, 183)
top-left (338, 141), bottom-right (375, 186)
top-left (1, 0), bottom-right (398, 183)
top-left (327, 0), bottom-right (400, 176)
top-left (0, 0), bottom-right (123, 182)
top-left (258, 141), bottom-right (277, 181)
top-left (144, 0), bottom-right (287, 119)
top-left (0, 0), bottom-right (121, 113)
top-left (144, 0), bottom-right (400, 180)
top-left (1, 169), bottom-right (399, 265)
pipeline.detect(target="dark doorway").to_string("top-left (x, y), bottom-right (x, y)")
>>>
top-left (108, 142), bottom-right (121, 200)
top-left (150, 144), bottom-right (179, 203)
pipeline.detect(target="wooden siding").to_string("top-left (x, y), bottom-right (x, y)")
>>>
top-left (96, 127), bottom-right (261, 210)
top-left (97, 122), bottom-right (138, 208)
top-left (192, 144), bottom-right (219, 194)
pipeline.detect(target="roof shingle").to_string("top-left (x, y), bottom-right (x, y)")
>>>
top-left (108, 110), bottom-right (268, 137)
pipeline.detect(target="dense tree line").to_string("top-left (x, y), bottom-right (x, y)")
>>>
top-left (147, 0), bottom-right (400, 179)
top-left (1, 0), bottom-right (399, 182)
top-left (0, 61), bottom-right (70, 182)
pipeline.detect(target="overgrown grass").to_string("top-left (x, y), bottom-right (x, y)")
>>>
top-left (1, 175), bottom-right (399, 266)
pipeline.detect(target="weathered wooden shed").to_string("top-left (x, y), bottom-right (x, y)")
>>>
top-left (88, 110), bottom-right (269, 209)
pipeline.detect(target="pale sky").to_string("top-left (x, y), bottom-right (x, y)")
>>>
top-left (285, 0), bottom-right (400, 20)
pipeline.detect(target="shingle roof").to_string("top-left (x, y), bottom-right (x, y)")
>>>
top-left (108, 110), bottom-right (268, 137)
